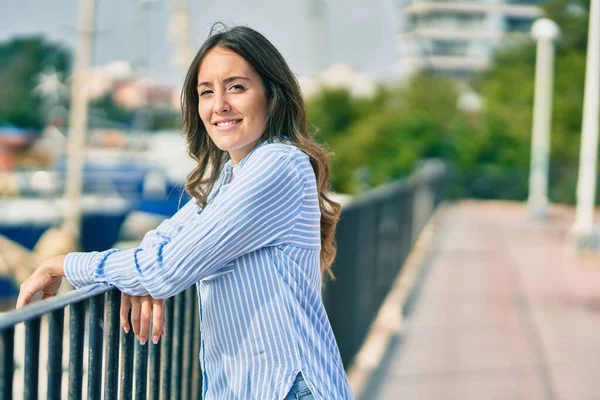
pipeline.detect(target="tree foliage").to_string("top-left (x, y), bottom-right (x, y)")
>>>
top-left (0, 36), bottom-right (71, 129)
top-left (0, 36), bottom-right (180, 133)
top-left (309, 0), bottom-right (591, 204)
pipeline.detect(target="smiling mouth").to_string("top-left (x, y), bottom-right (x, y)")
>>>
top-left (215, 119), bottom-right (242, 127)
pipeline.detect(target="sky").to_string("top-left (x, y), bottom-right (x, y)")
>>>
top-left (0, 0), bottom-right (401, 86)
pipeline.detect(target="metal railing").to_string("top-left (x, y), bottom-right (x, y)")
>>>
top-left (323, 160), bottom-right (446, 367)
top-left (0, 284), bottom-right (200, 399)
top-left (0, 160), bottom-right (445, 398)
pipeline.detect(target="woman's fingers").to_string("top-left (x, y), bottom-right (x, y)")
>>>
top-left (16, 267), bottom-right (62, 309)
top-left (151, 299), bottom-right (165, 344)
top-left (130, 298), bottom-right (142, 337)
top-left (120, 294), bottom-right (132, 333)
top-left (119, 293), bottom-right (165, 345)
top-left (138, 297), bottom-right (153, 345)
top-left (17, 277), bottom-right (42, 309)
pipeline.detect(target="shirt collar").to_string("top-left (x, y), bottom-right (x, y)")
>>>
top-left (224, 136), bottom-right (290, 176)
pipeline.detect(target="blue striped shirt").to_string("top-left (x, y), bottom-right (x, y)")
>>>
top-left (64, 140), bottom-right (353, 399)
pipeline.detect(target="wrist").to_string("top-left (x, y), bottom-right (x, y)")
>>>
top-left (43, 255), bottom-right (66, 277)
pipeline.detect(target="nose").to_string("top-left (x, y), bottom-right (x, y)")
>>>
top-left (213, 92), bottom-right (231, 114)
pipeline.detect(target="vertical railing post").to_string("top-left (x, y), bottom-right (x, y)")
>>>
top-left (134, 339), bottom-right (149, 400)
top-left (191, 297), bottom-right (201, 399)
top-left (171, 293), bottom-right (186, 400)
top-left (104, 289), bottom-right (121, 400)
top-left (1, 327), bottom-right (15, 399)
top-left (183, 288), bottom-right (196, 399)
top-left (148, 328), bottom-right (162, 400)
top-left (160, 297), bottom-right (175, 399)
top-left (68, 301), bottom-right (86, 400)
top-left (48, 309), bottom-right (65, 400)
top-left (24, 317), bottom-right (41, 400)
top-left (120, 317), bottom-right (135, 400)
top-left (88, 295), bottom-right (105, 399)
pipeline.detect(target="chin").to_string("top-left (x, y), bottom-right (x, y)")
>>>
top-left (210, 136), bottom-right (241, 151)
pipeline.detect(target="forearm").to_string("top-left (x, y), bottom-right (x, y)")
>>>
top-left (64, 249), bottom-right (150, 296)
top-left (64, 199), bottom-right (198, 296)
top-left (64, 239), bottom-right (211, 299)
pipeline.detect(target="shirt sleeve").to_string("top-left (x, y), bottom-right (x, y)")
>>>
top-left (64, 197), bottom-right (198, 291)
top-left (63, 147), bottom-right (305, 298)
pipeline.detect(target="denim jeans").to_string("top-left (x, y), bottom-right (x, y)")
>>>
top-left (283, 372), bottom-right (315, 400)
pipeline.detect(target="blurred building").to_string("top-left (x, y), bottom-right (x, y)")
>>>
top-left (397, 0), bottom-right (546, 78)
top-left (299, 64), bottom-right (377, 100)
top-left (112, 78), bottom-right (176, 110)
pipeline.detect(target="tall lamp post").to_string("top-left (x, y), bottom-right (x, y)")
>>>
top-left (528, 18), bottom-right (559, 219)
top-left (63, 0), bottom-right (96, 246)
top-left (572, 0), bottom-right (600, 250)
top-left (308, 0), bottom-right (328, 75)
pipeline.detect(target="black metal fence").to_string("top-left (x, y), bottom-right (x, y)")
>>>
top-left (323, 161), bottom-right (446, 367)
top-left (0, 285), bottom-right (200, 399)
top-left (0, 160), bottom-right (445, 399)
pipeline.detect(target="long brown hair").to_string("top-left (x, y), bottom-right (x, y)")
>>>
top-left (180, 25), bottom-right (341, 277)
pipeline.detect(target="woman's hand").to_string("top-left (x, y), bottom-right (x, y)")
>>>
top-left (120, 293), bottom-right (166, 345)
top-left (16, 255), bottom-right (65, 309)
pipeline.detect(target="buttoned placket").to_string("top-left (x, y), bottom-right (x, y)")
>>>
top-left (197, 161), bottom-right (236, 396)
top-left (223, 163), bottom-right (234, 185)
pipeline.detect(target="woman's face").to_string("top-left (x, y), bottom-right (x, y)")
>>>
top-left (197, 46), bottom-right (269, 165)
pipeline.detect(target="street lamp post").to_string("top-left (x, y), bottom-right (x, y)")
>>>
top-left (63, 0), bottom-right (96, 246)
top-left (308, 0), bottom-right (328, 75)
top-left (528, 18), bottom-right (559, 219)
top-left (572, 0), bottom-right (600, 251)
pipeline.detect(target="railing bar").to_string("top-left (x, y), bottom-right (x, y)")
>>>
top-left (68, 300), bottom-right (86, 400)
top-left (88, 295), bottom-right (105, 399)
top-left (48, 309), bottom-right (65, 400)
top-left (0, 283), bottom-right (112, 330)
top-left (160, 297), bottom-right (174, 400)
top-left (171, 293), bottom-right (186, 400)
top-left (119, 311), bottom-right (134, 400)
top-left (104, 289), bottom-right (120, 400)
top-left (191, 295), bottom-right (201, 400)
top-left (184, 288), bottom-right (195, 400)
top-left (24, 316), bottom-right (41, 400)
top-left (0, 327), bottom-right (15, 399)
top-left (148, 322), bottom-right (161, 400)
top-left (134, 339), bottom-right (148, 400)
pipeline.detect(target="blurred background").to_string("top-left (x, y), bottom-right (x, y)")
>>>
top-left (1, 0), bottom-right (591, 203)
top-left (1, 0), bottom-right (599, 398)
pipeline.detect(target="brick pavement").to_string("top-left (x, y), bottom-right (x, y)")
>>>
top-left (364, 201), bottom-right (600, 400)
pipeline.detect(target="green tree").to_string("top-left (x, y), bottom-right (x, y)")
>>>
top-left (472, 0), bottom-right (590, 203)
top-left (308, 74), bottom-right (465, 193)
top-left (0, 36), bottom-right (71, 129)
top-left (307, 0), bottom-right (591, 201)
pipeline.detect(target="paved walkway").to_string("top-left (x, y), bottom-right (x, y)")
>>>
top-left (365, 201), bottom-right (600, 400)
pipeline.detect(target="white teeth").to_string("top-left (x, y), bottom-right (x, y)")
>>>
top-left (216, 120), bottom-right (239, 127)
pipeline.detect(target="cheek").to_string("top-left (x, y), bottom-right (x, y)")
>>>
top-left (198, 103), bottom-right (211, 125)
top-left (247, 97), bottom-right (269, 124)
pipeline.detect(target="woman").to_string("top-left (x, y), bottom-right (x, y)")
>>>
top-left (17, 25), bottom-right (353, 399)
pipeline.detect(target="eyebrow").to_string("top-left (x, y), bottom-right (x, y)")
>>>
top-left (197, 76), bottom-right (251, 88)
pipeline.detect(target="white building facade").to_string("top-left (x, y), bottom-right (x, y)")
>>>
top-left (397, 0), bottom-right (545, 78)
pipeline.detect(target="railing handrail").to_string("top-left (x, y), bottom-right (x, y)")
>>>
top-left (0, 160), bottom-right (447, 331)
top-left (0, 282), bottom-right (111, 330)
top-left (342, 160), bottom-right (445, 212)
